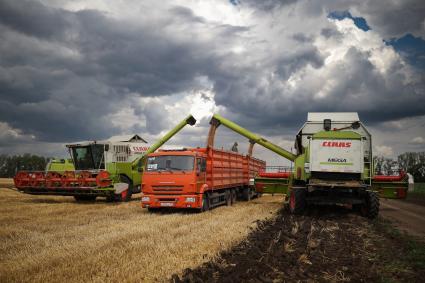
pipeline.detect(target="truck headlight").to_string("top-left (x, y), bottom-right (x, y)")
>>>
top-left (249, 178), bottom-right (255, 186)
top-left (304, 163), bottom-right (310, 174)
top-left (186, 197), bottom-right (196, 203)
top-left (142, 196), bottom-right (150, 202)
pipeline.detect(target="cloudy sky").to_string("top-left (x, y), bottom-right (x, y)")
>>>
top-left (0, 0), bottom-right (424, 165)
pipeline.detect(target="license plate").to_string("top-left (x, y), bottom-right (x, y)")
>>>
top-left (160, 202), bottom-right (174, 207)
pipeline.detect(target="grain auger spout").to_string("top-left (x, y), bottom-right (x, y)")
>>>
top-left (130, 114), bottom-right (197, 169)
top-left (208, 114), bottom-right (296, 161)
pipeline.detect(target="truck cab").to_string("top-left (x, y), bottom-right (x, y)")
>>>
top-left (141, 150), bottom-right (207, 209)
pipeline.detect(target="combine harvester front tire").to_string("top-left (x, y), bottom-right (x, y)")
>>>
top-left (360, 191), bottom-right (380, 219)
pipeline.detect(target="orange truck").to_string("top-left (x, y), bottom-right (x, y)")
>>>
top-left (141, 147), bottom-right (265, 211)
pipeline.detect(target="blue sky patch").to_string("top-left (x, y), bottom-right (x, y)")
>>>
top-left (386, 34), bottom-right (425, 69)
top-left (328, 11), bottom-right (370, 31)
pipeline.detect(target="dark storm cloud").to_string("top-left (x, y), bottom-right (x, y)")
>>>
top-left (0, 0), bottom-right (234, 142)
top-left (0, 0), bottom-right (72, 39)
top-left (0, 0), bottom-right (424, 154)
top-left (241, 0), bottom-right (298, 11)
top-left (354, 0), bottom-right (425, 38)
top-left (212, 36), bottom-right (425, 135)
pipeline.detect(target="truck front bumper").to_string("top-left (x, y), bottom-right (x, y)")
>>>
top-left (141, 194), bottom-right (201, 209)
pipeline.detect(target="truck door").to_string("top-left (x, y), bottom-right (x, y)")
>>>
top-left (196, 158), bottom-right (207, 191)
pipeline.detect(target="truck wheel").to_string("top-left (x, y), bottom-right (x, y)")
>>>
top-left (74, 195), bottom-right (97, 202)
top-left (289, 188), bottom-right (307, 214)
top-left (231, 190), bottom-right (237, 204)
top-left (200, 194), bottom-right (209, 212)
top-left (147, 207), bottom-right (159, 213)
top-left (360, 191), bottom-right (379, 219)
top-left (114, 175), bottom-right (133, 202)
top-left (225, 190), bottom-right (232, 206)
top-left (242, 187), bottom-right (251, 201)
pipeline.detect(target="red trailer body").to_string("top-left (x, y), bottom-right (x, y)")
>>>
top-left (141, 147), bottom-right (265, 211)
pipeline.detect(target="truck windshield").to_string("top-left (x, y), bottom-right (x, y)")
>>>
top-left (70, 144), bottom-right (105, 170)
top-left (147, 156), bottom-right (194, 172)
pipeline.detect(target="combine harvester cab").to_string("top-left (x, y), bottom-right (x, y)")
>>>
top-left (14, 115), bottom-right (196, 202)
top-left (209, 113), bottom-right (409, 218)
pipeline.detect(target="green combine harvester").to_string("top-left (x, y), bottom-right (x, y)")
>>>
top-left (209, 112), bottom-right (409, 218)
top-left (14, 115), bottom-right (196, 202)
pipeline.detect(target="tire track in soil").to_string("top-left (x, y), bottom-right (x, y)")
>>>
top-left (172, 206), bottom-right (382, 283)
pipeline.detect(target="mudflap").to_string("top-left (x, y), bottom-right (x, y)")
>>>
top-left (114, 182), bottom-right (129, 196)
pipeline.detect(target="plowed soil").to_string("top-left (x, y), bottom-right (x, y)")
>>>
top-left (173, 206), bottom-right (425, 283)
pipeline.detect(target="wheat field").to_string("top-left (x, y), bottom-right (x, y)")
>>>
top-left (0, 186), bottom-right (282, 282)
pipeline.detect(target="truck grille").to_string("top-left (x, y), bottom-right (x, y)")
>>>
top-left (152, 185), bottom-right (184, 194)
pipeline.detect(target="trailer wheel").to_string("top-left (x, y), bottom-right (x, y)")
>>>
top-left (289, 187), bottom-right (307, 214)
top-left (200, 194), bottom-right (209, 212)
top-left (74, 195), bottom-right (97, 202)
top-left (242, 187), bottom-right (251, 201)
top-left (360, 191), bottom-right (379, 219)
top-left (225, 190), bottom-right (232, 206)
top-left (231, 190), bottom-right (237, 204)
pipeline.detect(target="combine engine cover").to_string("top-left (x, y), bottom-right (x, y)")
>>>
top-left (310, 139), bottom-right (363, 173)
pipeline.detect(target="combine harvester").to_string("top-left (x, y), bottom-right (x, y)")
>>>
top-left (141, 121), bottom-right (265, 211)
top-left (209, 113), bottom-right (409, 218)
top-left (14, 115), bottom-right (196, 202)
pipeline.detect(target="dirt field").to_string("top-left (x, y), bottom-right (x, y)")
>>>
top-left (0, 188), bottom-right (282, 282)
top-left (380, 198), bottom-right (425, 238)
top-left (2, 181), bottom-right (424, 283)
top-left (176, 206), bottom-right (425, 283)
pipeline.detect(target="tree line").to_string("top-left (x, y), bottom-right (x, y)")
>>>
top-left (0, 154), bottom-right (49, 178)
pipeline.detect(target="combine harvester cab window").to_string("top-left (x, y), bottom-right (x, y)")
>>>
top-left (147, 156), bottom-right (194, 172)
top-left (71, 144), bottom-right (105, 170)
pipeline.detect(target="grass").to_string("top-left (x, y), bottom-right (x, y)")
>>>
top-left (413, 183), bottom-right (425, 194)
top-left (372, 217), bottom-right (425, 282)
top-left (406, 183), bottom-right (425, 206)
top-left (0, 187), bottom-right (283, 282)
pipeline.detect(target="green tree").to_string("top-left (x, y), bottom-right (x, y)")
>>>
top-left (0, 154), bottom-right (49, 178)
top-left (398, 152), bottom-right (425, 182)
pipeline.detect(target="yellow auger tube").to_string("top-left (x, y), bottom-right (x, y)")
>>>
top-left (131, 114), bottom-right (197, 168)
top-left (211, 113), bottom-right (297, 162)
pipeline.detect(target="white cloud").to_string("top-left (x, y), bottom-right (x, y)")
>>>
top-left (411, 137), bottom-right (425, 144)
top-left (375, 145), bottom-right (394, 157)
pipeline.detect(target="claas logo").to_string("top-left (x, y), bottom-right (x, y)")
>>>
top-left (322, 141), bottom-right (352, 147)
top-left (132, 146), bottom-right (150, 152)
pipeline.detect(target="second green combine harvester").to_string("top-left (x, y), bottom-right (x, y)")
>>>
top-left (210, 112), bottom-right (383, 218)
top-left (14, 115), bottom-right (196, 202)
